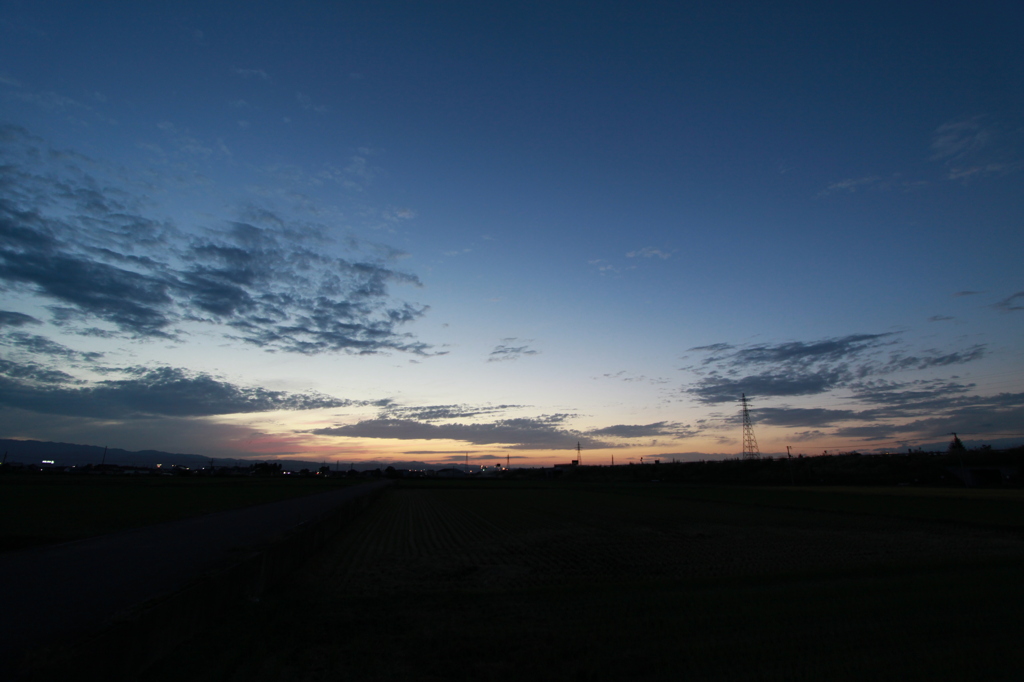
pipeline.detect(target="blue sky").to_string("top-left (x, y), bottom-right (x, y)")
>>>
top-left (1, 1), bottom-right (1022, 466)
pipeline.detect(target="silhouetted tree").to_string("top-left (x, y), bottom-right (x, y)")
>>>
top-left (949, 433), bottom-right (967, 456)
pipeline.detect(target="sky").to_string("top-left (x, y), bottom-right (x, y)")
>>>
top-left (1, 1), bottom-right (1023, 468)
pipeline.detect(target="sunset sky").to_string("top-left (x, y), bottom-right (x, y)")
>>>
top-left (1, 1), bottom-right (1022, 467)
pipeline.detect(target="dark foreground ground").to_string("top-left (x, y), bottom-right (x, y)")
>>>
top-left (1, 479), bottom-right (386, 681)
top-left (138, 481), bottom-right (1024, 682)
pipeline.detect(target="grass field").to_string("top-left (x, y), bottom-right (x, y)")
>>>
top-left (0, 474), bottom-right (361, 551)
top-left (139, 481), bottom-right (1024, 681)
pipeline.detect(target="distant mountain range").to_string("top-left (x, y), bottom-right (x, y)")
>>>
top-left (10, 436), bottom-right (1018, 473)
top-left (0, 439), bottom-right (498, 473)
top-left (0, 439), bottom-right (332, 472)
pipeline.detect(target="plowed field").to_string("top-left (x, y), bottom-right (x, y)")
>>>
top-left (144, 482), bottom-right (1024, 682)
top-left (305, 484), bottom-right (1024, 595)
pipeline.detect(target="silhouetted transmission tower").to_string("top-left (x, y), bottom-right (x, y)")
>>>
top-left (740, 393), bottom-right (760, 459)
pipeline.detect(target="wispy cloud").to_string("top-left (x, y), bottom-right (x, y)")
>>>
top-left (831, 397), bottom-right (1024, 442)
top-left (930, 116), bottom-right (1024, 181)
top-left (380, 403), bottom-right (523, 421)
top-left (626, 247), bottom-right (672, 259)
top-left (488, 338), bottom-right (540, 362)
top-left (586, 421), bottom-right (695, 439)
top-left (0, 362), bottom-right (353, 419)
top-left (588, 258), bottom-right (623, 275)
top-left (683, 333), bottom-right (986, 404)
top-left (720, 375), bottom-right (1024, 446)
top-left (931, 117), bottom-right (992, 162)
top-left (315, 412), bottom-right (609, 450)
top-left (820, 174), bottom-right (928, 196)
top-left (751, 407), bottom-right (860, 428)
top-left (821, 175), bottom-right (883, 194)
top-left (156, 120), bottom-right (219, 158)
top-left (993, 291), bottom-right (1024, 313)
top-left (596, 370), bottom-right (667, 384)
top-left (231, 67), bottom-right (270, 81)
top-left (0, 310), bottom-right (41, 328)
top-left (296, 92), bottom-right (329, 113)
top-left (1, 330), bottom-right (103, 362)
top-left (0, 125), bottom-right (433, 355)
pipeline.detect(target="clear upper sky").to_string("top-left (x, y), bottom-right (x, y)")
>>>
top-left (1, 1), bottom-right (1022, 467)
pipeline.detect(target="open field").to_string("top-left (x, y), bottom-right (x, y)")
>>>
top-left (0, 474), bottom-right (362, 551)
top-left (630, 483), bottom-right (1024, 528)
top-left (140, 481), bottom-right (1024, 681)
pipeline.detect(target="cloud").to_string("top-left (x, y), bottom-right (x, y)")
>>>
top-left (687, 343), bottom-right (734, 353)
top-left (488, 339), bottom-right (540, 362)
top-left (586, 421), bottom-right (695, 438)
top-left (688, 369), bottom-right (849, 404)
top-left (752, 407), bottom-right (860, 428)
top-left (946, 164), bottom-right (1018, 180)
top-left (719, 334), bottom-right (896, 366)
top-left (0, 310), bottom-right (41, 327)
top-left (0, 406), bottom-right (294, 460)
top-left (156, 120), bottom-right (217, 158)
top-left (314, 413), bottom-right (609, 450)
top-left (684, 334), bottom-right (986, 404)
top-left (880, 345), bottom-right (986, 371)
top-left (590, 248), bottom-right (672, 275)
top-left (0, 357), bottom-right (78, 385)
top-left (789, 430), bottom-right (829, 442)
top-left (596, 371), bottom-right (666, 384)
top-left (9, 91), bottom-right (93, 115)
top-left (724, 376), bottom-right (1024, 446)
top-left (928, 315), bottom-right (954, 322)
top-left (626, 247), bottom-right (672, 259)
top-left (931, 117), bottom-right (991, 162)
top-left (296, 92), bottom-right (329, 113)
top-left (883, 403), bottom-right (1024, 440)
top-left (380, 404), bottom-right (522, 421)
top-left (843, 378), bottom-right (1007, 419)
top-left (1, 331), bottom-right (103, 361)
top-left (829, 394), bottom-right (1024, 442)
top-left (821, 175), bottom-right (882, 194)
top-left (819, 174), bottom-right (927, 196)
top-left (384, 207), bottom-right (416, 221)
top-left (930, 116), bottom-right (1024, 180)
top-left (0, 207), bottom-right (178, 336)
top-left (0, 362), bottom-right (352, 419)
top-left (588, 258), bottom-right (622, 274)
top-left (232, 68), bottom-right (270, 81)
top-left (0, 126), bottom-right (433, 355)
top-left (993, 291), bottom-right (1024, 313)
top-left (262, 156), bottom-right (380, 194)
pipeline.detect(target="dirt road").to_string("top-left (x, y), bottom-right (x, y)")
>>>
top-left (0, 480), bottom-right (388, 679)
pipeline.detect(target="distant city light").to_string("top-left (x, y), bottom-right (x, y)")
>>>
top-left (42, 460), bottom-right (55, 464)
